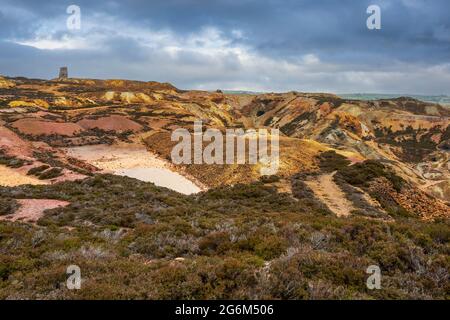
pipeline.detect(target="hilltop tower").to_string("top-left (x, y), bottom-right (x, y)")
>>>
top-left (59, 67), bottom-right (68, 79)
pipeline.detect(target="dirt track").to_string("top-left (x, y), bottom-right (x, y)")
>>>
top-left (305, 171), bottom-right (354, 217)
top-left (0, 199), bottom-right (69, 223)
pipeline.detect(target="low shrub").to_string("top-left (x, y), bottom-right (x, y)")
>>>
top-left (38, 167), bottom-right (63, 180)
top-left (0, 150), bottom-right (29, 168)
top-left (337, 160), bottom-right (404, 192)
top-left (0, 198), bottom-right (19, 215)
top-left (27, 165), bottom-right (50, 176)
top-left (0, 174), bottom-right (448, 299)
top-left (259, 175), bottom-right (280, 183)
top-left (316, 150), bottom-right (351, 172)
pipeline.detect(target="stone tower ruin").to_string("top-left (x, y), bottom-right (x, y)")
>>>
top-left (59, 67), bottom-right (68, 79)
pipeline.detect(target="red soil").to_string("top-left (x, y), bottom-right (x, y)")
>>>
top-left (11, 119), bottom-right (84, 136)
top-left (0, 199), bottom-right (70, 223)
top-left (77, 115), bottom-right (142, 132)
top-left (0, 126), bottom-right (33, 157)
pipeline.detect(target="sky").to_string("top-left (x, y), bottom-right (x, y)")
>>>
top-left (0, 0), bottom-right (449, 94)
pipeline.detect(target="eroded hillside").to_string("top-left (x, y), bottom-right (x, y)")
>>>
top-left (0, 75), bottom-right (449, 299)
top-left (0, 75), bottom-right (448, 213)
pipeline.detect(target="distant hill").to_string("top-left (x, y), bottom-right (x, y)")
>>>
top-left (340, 93), bottom-right (450, 106)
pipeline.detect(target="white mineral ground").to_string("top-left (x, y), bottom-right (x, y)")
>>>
top-left (63, 143), bottom-right (203, 195)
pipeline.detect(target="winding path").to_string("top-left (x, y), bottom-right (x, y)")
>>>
top-left (305, 171), bottom-right (354, 217)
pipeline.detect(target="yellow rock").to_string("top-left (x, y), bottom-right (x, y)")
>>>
top-left (152, 93), bottom-right (164, 101)
top-left (54, 96), bottom-right (68, 106)
top-left (136, 93), bottom-right (153, 103)
top-left (33, 99), bottom-right (50, 108)
top-left (118, 92), bottom-right (153, 103)
top-left (106, 79), bottom-right (125, 87)
top-left (0, 77), bottom-right (15, 88)
top-left (8, 100), bottom-right (36, 108)
top-left (104, 91), bottom-right (116, 101)
top-left (120, 92), bottom-right (137, 103)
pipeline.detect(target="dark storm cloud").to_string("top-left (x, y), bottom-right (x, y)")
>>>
top-left (0, 0), bottom-right (449, 93)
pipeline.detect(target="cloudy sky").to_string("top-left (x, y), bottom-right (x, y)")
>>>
top-left (0, 0), bottom-right (449, 94)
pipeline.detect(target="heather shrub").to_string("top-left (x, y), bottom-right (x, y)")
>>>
top-left (0, 150), bottom-right (29, 168)
top-left (337, 160), bottom-right (404, 192)
top-left (0, 198), bottom-right (19, 215)
top-left (316, 150), bottom-right (351, 172)
top-left (38, 167), bottom-right (63, 180)
top-left (259, 175), bottom-right (280, 183)
top-left (0, 174), bottom-right (448, 299)
top-left (27, 165), bottom-right (50, 176)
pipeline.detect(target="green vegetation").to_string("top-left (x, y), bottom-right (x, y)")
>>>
top-left (0, 76), bottom-right (448, 299)
top-left (316, 156), bottom-right (408, 219)
top-left (336, 160), bottom-right (404, 192)
top-left (38, 167), bottom-right (63, 180)
top-left (0, 198), bottom-right (19, 216)
top-left (333, 176), bottom-right (388, 219)
top-left (0, 168), bottom-right (448, 299)
top-left (316, 96), bottom-right (344, 109)
top-left (259, 175), bottom-right (280, 183)
top-left (0, 150), bottom-right (30, 168)
top-left (334, 160), bottom-right (416, 218)
top-left (27, 165), bottom-right (50, 176)
top-left (291, 173), bottom-right (332, 216)
top-left (374, 125), bottom-right (444, 163)
top-left (280, 112), bottom-right (314, 136)
top-left (316, 150), bottom-right (351, 172)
